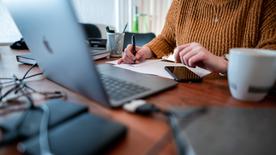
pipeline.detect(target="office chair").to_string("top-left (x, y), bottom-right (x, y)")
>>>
top-left (10, 38), bottom-right (29, 50)
top-left (123, 32), bottom-right (156, 49)
top-left (80, 23), bottom-right (102, 39)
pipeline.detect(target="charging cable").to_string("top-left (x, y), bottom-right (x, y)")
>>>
top-left (123, 100), bottom-right (165, 115)
top-left (123, 100), bottom-right (205, 155)
top-left (38, 104), bottom-right (53, 155)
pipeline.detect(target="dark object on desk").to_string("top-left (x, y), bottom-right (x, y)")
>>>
top-left (87, 38), bottom-right (107, 48)
top-left (10, 38), bottom-right (29, 50)
top-left (16, 53), bottom-right (36, 65)
top-left (91, 48), bottom-right (110, 60)
top-left (18, 100), bottom-right (88, 139)
top-left (182, 107), bottom-right (276, 155)
top-left (0, 100), bottom-right (88, 146)
top-left (123, 32), bottom-right (155, 49)
top-left (81, 23), bottom-right (102, 39)
top-left (16, 47), bottom-right (110, 65)
top-left (165, 66), bottom-right (202, 82)
top-left (106, 26), bottom-right (115, 33)
top-left (18, 113), bottom-right (127, 155)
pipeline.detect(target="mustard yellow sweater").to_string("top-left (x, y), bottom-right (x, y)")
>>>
top-left (147, 0), bottom-right (276, 58)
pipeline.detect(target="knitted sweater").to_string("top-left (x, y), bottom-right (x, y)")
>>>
top-left (147, 0), bottom-right (276, 58)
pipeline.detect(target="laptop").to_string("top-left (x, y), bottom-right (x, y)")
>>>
top-left (4, 0), bottom-right (177, 107)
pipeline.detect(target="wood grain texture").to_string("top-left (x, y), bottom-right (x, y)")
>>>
top-left (0, 46), bottom-right (275, 155)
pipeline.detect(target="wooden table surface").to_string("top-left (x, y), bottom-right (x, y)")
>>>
top-left (0, 46), bottom-right (275, 155)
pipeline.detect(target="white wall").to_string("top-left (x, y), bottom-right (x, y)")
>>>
top-left (72, 0), bottom-right (172, 34)
top-left (0, 0), bottom-right (171, 44)
top-left (73, 0), bottom-right (129, 33)
top-left (0, 2), bottom-right (21, 45)
top-left (72, 0), bottom-right (116, 26)
top-left (0, 0), bottom-right (124, 43)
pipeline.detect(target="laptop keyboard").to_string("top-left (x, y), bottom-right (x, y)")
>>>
top-left (100, 74), bottom-right (150, 101)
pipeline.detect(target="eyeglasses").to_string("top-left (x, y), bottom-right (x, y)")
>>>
top-left (0, 64), bottom-right (66, 116)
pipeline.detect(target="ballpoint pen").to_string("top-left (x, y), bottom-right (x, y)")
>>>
top-left (132, 35), bottom-right (136, 63)
top-left (122, 23), bottom-right (128, 33)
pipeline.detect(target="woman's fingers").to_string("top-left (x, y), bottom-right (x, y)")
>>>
top-left (118, 54), bottom-right (133, 64)
top-left (177, 43), bottom-right (200, 65)
top-left (117, 58), bottom-right (124, 64)
top-left (135, 49), bottom-right (147, 62)
top-left (187, 51), bottom-right (205, 68)
top-left (175, 43), bottom-right (201, 63)
top-left (118, 44), bottom-right (144, 64)
top-left (174, 43), bottom-right (190, 63)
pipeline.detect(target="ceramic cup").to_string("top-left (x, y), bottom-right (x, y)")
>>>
top-left (228, 48), bottom-right (276, 101)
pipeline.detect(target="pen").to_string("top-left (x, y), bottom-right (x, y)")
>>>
top-left (132, 35), bottom-right (136, 63)
top-left (122, 23), bottom-right (128, 33)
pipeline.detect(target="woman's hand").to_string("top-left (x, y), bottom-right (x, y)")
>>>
top-left (118, 45), bottom-right (153, 64)
top-left (174, 42), bottom-right (228, 73)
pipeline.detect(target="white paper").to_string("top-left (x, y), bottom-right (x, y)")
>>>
top-left (106, 59), bottom-right (211, 79)
top-left (162, 54), bottom-right (176, 62)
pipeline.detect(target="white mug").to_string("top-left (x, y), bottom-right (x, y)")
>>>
top-left (228, 48), bottom-right (276, 101)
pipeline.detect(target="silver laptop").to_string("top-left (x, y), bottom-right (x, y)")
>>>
top-left (5, 0), bottom-right (177, 107)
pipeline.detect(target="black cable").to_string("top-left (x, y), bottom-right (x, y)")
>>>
top-left (22, 83), bottom-right (37, 93)
top-left (38, 104), bottom-right (53, 155)
top-left (0, 89), bottom-right (34, 145)
top-left (19, 88), bottom-right (35, 108)
top-left (167, 113), bottom-right (189, 155)
top-left (0, 82), bottom-right (17, 89)
top-left (24, 72), bottom-right (43, 80)
top-left (0, 85), bottom-right (18, 102)
top-left (18, 88), bottom-right (52, 154)
top-left (123, 100), bottom-right (206, 155)
top-left (0, 65), bottom-right (43, 103)
top-left (0, 78), bottom-right (14, 80)
top-left (0, 65), bottom-right (53, 154)
top-left (22, 63), bottom-right (38, 80)
top-left (0, 75), bottom-right (21, 102)
top-left (0, 82), bottom-right (2, 101)
top-left (0, 72), bottom-right (43, 107)
top-left (0, 81), bottom-right (16, 85)
top-left (144, 113), bottom-right (194, 155)
top-left (0, 73), bottom-right (43, 88)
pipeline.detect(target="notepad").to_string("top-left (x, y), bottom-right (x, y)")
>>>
top-left (16, 49), bottom-right (110, 65)
top-left (107, 59), bottom-right (211, 79)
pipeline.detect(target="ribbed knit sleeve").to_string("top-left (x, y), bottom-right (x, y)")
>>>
top-left (146, 0), bottom-right (179, 58)
top-left (256, 0), bottom-right (276, 50)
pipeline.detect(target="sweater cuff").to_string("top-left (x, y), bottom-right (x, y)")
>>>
top-left (146, 38), bottom-right (174, 59)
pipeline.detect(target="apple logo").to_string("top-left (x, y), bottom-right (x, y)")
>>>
top-left (43, 36), bottom-right (54, 54)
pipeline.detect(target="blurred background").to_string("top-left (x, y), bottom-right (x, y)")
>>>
top-left (0, 0), bottom-right (172, 44)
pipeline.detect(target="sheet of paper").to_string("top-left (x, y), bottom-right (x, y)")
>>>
top-left (106, 59), bottom-right (211, 79)
top-left (162, 54), bottom-right (176, 62)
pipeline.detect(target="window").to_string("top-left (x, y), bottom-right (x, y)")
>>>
top-left (73, 0), bottom-right (172, 35)
top-left (129, 0), bottom-right (172, 34)
top-left (0, 0), bottom-right (172, 45)
top-left (0, 1), bottom-right (21, 45)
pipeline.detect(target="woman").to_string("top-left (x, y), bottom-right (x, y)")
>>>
top-left (118, 0), bottom-right (276, 74)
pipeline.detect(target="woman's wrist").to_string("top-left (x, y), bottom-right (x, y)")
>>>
top-left (143, 46), bottom-right (153, 59)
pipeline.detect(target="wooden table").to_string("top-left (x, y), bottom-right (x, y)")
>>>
top-left (0, 46), bottom-right (275, 155)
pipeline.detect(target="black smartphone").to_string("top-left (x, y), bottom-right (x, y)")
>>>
top-left (165, 66), bottom-right (202, 82)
